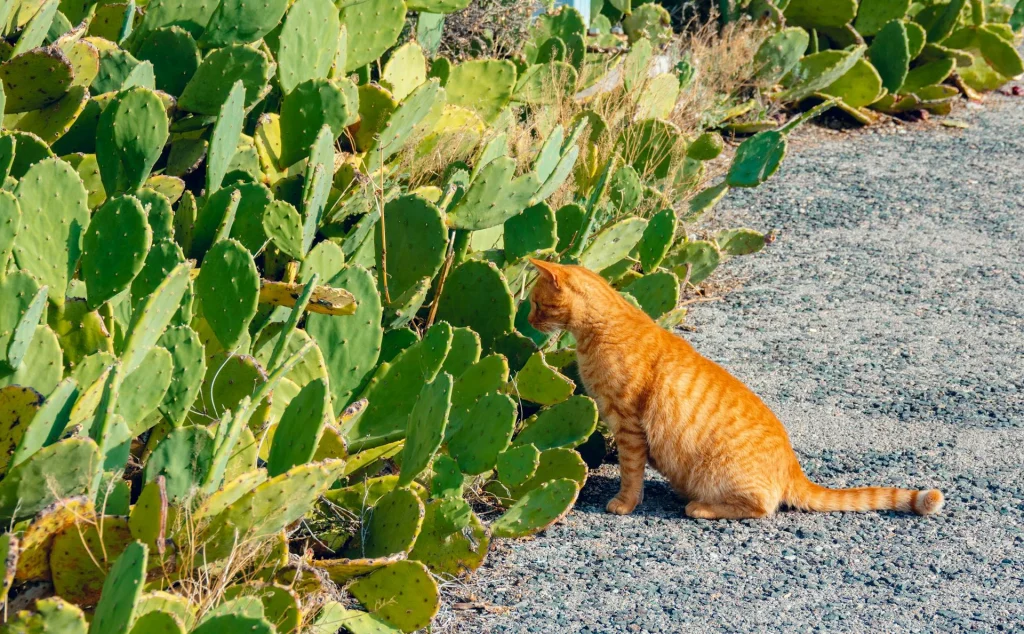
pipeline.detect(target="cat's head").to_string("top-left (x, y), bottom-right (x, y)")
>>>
top-left (528, 258), bottom-right (621, 333)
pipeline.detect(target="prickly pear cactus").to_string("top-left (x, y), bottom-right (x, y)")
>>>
top-left (398, 374), bottom-right (452, 486)
top-left (348, 560), bottom-right (440, 633)
top-left (490, 478), bottom-right (580, 538)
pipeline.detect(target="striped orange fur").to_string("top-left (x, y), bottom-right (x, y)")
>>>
top-left (527, 259), bottom-right (944, 520)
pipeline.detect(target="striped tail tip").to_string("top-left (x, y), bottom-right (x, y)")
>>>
top-left (913, 489), bottom-right (944, 515)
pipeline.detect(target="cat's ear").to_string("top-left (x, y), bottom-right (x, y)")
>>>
top-left (529, 258), bottom-right (562, 288)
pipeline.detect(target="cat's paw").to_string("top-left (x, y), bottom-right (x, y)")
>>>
top-left (606, 496), bottom-right (638, 515)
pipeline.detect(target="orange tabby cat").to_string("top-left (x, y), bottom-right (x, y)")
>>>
top-left (527, 259), bottom-right (944, 519)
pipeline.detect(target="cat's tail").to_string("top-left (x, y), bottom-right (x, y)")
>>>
top-left (785, 473), bottom-right (944, 515)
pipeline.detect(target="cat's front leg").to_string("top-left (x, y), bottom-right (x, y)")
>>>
top-left (607, 425), bottom-right (648, 515)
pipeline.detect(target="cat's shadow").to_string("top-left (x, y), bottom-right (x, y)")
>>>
top-left (573, 471), bottom-right (689, 520)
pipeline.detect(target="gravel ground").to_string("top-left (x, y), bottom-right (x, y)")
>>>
top-left (470, 95), bottom-right (1024, 633)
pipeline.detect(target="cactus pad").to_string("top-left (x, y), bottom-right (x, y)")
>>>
top-left (118, 346), bottom-right (173, 435)
top-left (280, 79), bottom-right (352, 168)
top-left (376, 194), bottom-right (447, 303)
top-left (196, 239), bottom-right (259, 351)
top-left (409, 499), bottom-right (490, 576)
top-left (447, 390), bottom-right (516, 475)
top-left (50, 515), bottom-right (133, 605)
top-left (446, 156), bottom-right (539, 230)
top-left (178, 44), bottom-right (272, 115)
top-left (716, 228), bottom-right (766, 256)
top-left (754, 27), bottom-right (810, 82)
top-left (82, 195), bottom-right (152, 309)
top-left (351, 487), bottom-right (426, 558)
top-left (342, 323), bottom-right (452, 450)
top-left (277, 0), bottom-right (340, 94)
top-left (511, 352), bottom-right (576, 406)
top-left (490, 478), bottom-right (579, 538)
top-left (436, 260), bottom-right (514, 345)
top-left (95, 87), bottom-right (168, 195)
top-left (579, 217), bottom-right (648, 272)
top-left (512, 396), bottom-right (598, 452)
top-left (0, 386), bottom-right (42, 477)
top-left (156, 325), bottom-right (205, 427)
top-left (143, 425), bottom-right (214, 503)
top-left (382, 42), bottom-right (427, 102)
top-left (337, 0), bottom-right (407, 72)
top-left (823, 58), bottom-right (884, 108)
top-left (0, 438), bottom-right (99, 523)
top-left (615, 118), bottom-right (680, 180)
top-left (868, 20), bottom-right (910, 93)
top-left (496, 444), bottom-right (541, 488)
top-left (504, 202), bottom-right (557, 262)
top-left (199, 0), bottom-right (288, 48)
top-left (623, 271), bottom-right (680, 320)
top-left (129, 479), bottom-right (169, 554)
top-left (441, 327), bottom-right (481, 378)
top-left (665, 239), bottom-right (721, 285)
top-left (0, 47), bottom-right (74, 114)
top-left (445, 59), bottom-right (516, 124)
top-left (13, 157), bottom-right (90, 308)
top-left (10, 378), bottom-right (77, 469)
top-left (364, 79), bottom-right (444, 170)
top-left (266, 378), bottom-right (329, 477)
top-left (397, 374), bottom-right (452, 487)
top-left (727, 131), bottom-right (787, 188)
top-left (206, 80), bottom-right (246, 196)
top-left (262, 200), bottom-right (304, 260)
top-left (778, 47), bottom-right (866, 102)
top-left (311, 552), bottom-right (405, 584)
top-left (635, 208), bottom-right (677, 272)
top-left (89, 541), bottom-right (148, 634)
top-left (783, 0), bottom-right (856, 29)
top-left (447, 353), bottom-right (509, 437)
top-left (348, 560), bottom-right (439, 633)
top-left (191, 615), bottom-right (274, 634)
top-left (128, 612), bottom-right (186, 634)
top-left (3, 597), bottom-right (88, 633)
top-left (307, 265), bottom-right (383, 409)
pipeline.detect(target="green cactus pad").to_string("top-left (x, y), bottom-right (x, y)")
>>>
top-left (854, 0), bottom-right (911, 35)
top-left (348, 560), bottom-right (439, 633)
top-left (307, 265), bottom-right (383, 409)
top-left (579, 217), bottom-right (648, 272)
top-left (447, 156), bottom-right (539, 230)
top-left (554, 203), bottom-right (585, 253)
top-left (135, 592), bottom-right (196, 629)
top-left (155, 326), bottom-right (205, 427)
top-left (0, 325), bottom-right (62, 395)
top-left (665, 239), bottom-right (721, 285)
top-left (261, 200), bottom-right (304, 260)
top-left (902, 59), bottom-right (956, 94)
top-left (89, 541), bottom-right (147, 634)
top-left (95, 87), bottom-right (168, 195)
top-left (49, 515), bottom-right (132, 604)
top-left (608, 164), bottom-right (642, 214)
top-left (338, 0), bottom-right (407, 72)
top-left (353, 83), bottom-right (398, 152)
top-left (436, 260), bottom-right (514, 345)
top-left (868, 20), bottom-right (910, 94)
top-left (199, 0), bottom-right (288, 48)
top-left (685, 181), bottom-right (730, 221)
top-left (409, 499), bottom-right (490, 577)
top-left (311, 552), bottom-right (405, 584)
top-left (0, 531), bottom-right (15, 603)
top-left (134, 26), bottom-right (201, 97)
top-left (512, 396), bottom-right (598, 452)
top-left (430, 454), bottom-right (464, 498)
top-left (129, 479), bottom-right (168, 553)
top-left (447, 390), bottom-right (516, 475)
top-left (143, 425), bottom-right (214, 503)
top-left (117, 347), bottom-right (173, 435)
top-left (635, 73), bottom-right (680, 120)
top-left (10, 378), bottom-right (77, 469)
top-left (90, 47), bottom-right (144, 94)
top-left (382, 42), bottom-right (427, 102)
top-left (178, 44), bottom-right (272, 115)
top-left (3, 597), bottom-right (88, 633)
top-left (191, 615), bottom-right (274, 634)
top-left (266, 378), bottom-right (329, 477)
top-left (342, 323), bottom-right (452, 450)
top-left (0, 190), bottom-right (19, 272)
top-left (279, 79), bottom-right (352, 168)
top-left (1, 274), bottom-right (47, 374)
top-left (0, 47), bottom-right (73, 114)
top-left (128, 612), bottom-right (186, 634)
top-left (441, 327), bottom-right (481, 378)
top-left (0, 438), bottom-right (99, 526)
top-left (445, 59), bottom-right (516, 124)
top-left (447, 353), bottom-right (509, 435)
top-left (778, 47), bottom-right (866, 102)
top-left (754, 27), bottom-right (810, 82)
top-left (221, 584), bottom-right (300, 634)
top-left (6, 131), bottom-right (53, 180)
top-left (615, 118), bottom-right (680, 180)
top-left (276, 0), bottom-right (340, 94)
top-left (130, 240), bottom-right (189, 325)
top-left (398, 374), bottom-right (452, 486)
top-left (686, 132), bottom-right (725, 161)
top-left (823, 59), bottom-right (884, 108)
top-left (204, 459), bottom-right (343, 557)
top-left (977, 25), bottom-right (1024, 78)
top-left (623, 271), bottom-right (680, 320)
top-left (783, 0), bottom-right (856, 29)
top-left (196, 239), bottom-right (259, 351)
top-left (496, 444), bottom-right (540, 488)
top-left (511, 352), bottom-right (576, 406)
top-left (727, 131), bottom-right (787, 188)
top-left (716, 228), bottom-right (766, 256)
top-left (135, 188), bottom-right (175, 242)
top-left (82, 195), bottom-right (152, 309)
top-left (188, 352), bottom-right (266, 424)
top-left (8, 85), bottom-right (88, 145)
top-left (13, 157), bottom-right (90, 308)
top-left (490, 478), bottom-right (579, 538)
top-left (504, 202), bottom-right (557, 262)
top-left (635, 208), bottom-right (677, 272)
top-left (375, 194), bottom-right (447, 304)
top-left (363, 79), bottom-right (444, 170)
top-left (206, 80), bottom-right (246, 196)
top-left (350, 486), bottom-right (426, 558)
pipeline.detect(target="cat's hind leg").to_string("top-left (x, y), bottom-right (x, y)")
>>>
top-left (684, 494), bottom-right (772, 520)
top-left (606, 426), bottom-right (648, 515)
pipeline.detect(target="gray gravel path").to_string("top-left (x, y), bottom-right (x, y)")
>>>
top-left (472, 95), bottom-right (1024, 633)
